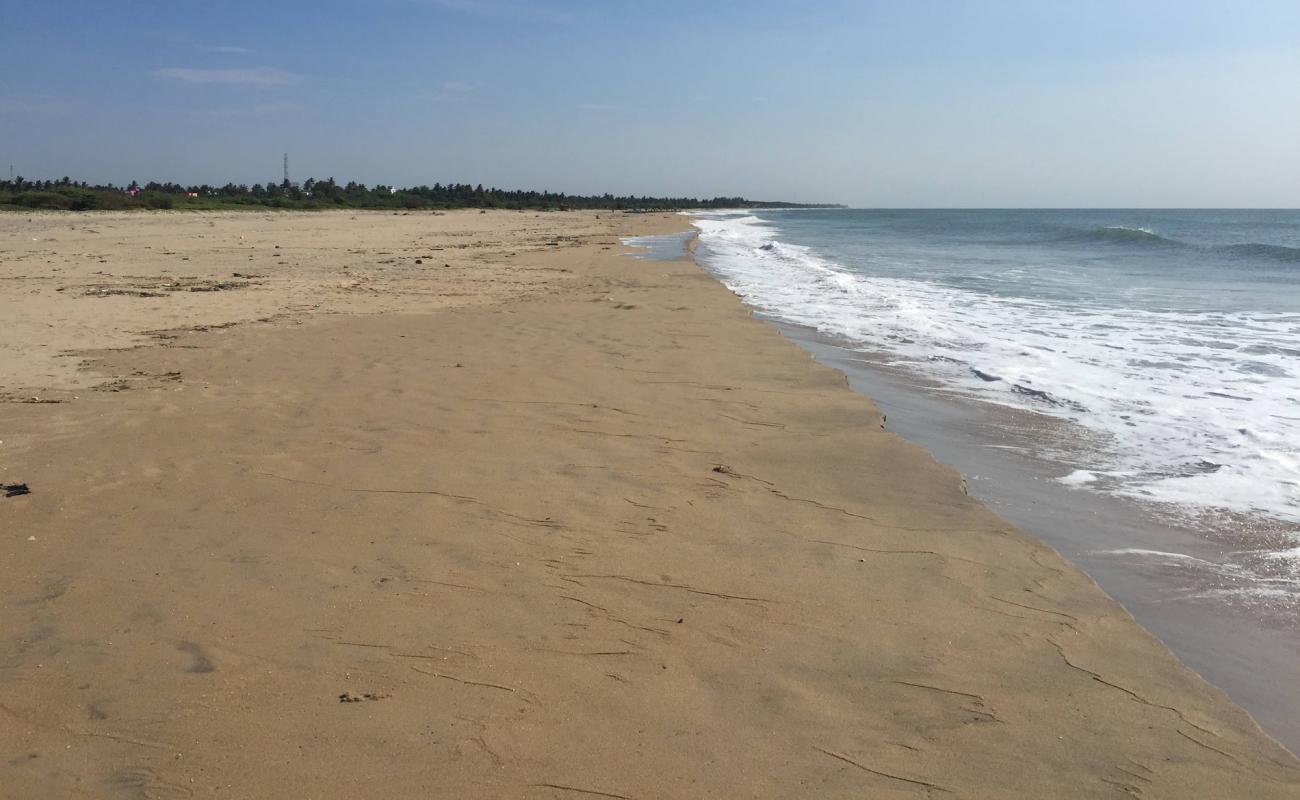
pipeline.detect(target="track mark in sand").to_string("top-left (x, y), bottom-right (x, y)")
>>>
top-left (711, 464), bottom-right (774, 485)
top-left (813, 746), bottom-right (951, 793)
top-left (708, 466), bottom-right (972, 534)
top-left (1029, 550), bottom-right (1067, 576)
top-left (256, 470), bottom-right (561, 528)
top-left (632, 379), bottom-right (803, 396)
top-left (1099, 777), bottom-right (1144, 796)
top-left (987, 595), bottom-right (1079, 624)
top-left (1114, 764), bottom-right (1154, 785)
top-left (468, 735), bottom-right (505, 768)
top-left (528, 648), bottom-right (636, 657)
top-left (808, 537), bottom-right (1000, 570)
top-left (886, 681), bottom-right (1002, 723)
top-left (717, 413), bottom-right (786, 429)
top-left (256, 470), bottom-right (479, 501)
top-left (1177, 729), bottom-right (1244, 767)
top-left (623, 497), bottom-right (672, 512)
top-left (323, 635), bottom-right (475, 660)
top-left (530, 783), bottom-right (633, 799)
top-left (2, 703), bottom-right (174, 752)
top-left (887, 680), bottom-right (986, 703)
top-left (411, 666), bottom-right (535, 702)
top-left (561, 574), bottom-right (771, 603)
top-left (459, 397), bottom-right (639, 416)
top-left (769, 488), bottom-right (945, 532)
top-left (570, 427), bottom-right (686, 444)
top-left (1046, 636), bottom-right (1222, 740)
top-left (689, 395), bottom-right (763, 410)
top-left (559, 595), bottom-right (670, 636)
top-left (406, 577), bottom-right (490, 593)
top-left (106, 766), bottom-right (194, 799)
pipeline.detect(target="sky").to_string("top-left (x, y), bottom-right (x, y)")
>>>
top-left (2, 0), bottom-right (1298, 207)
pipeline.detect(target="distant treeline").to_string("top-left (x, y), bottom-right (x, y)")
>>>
top-left (0, 176), bottom-right (840, 212)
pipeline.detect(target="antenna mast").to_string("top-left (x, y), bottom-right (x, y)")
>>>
top-left (283, 153), bottom-right (290, 187)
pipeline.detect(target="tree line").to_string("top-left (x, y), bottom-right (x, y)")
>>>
top-left (0, 176), bottom-right (839, 212)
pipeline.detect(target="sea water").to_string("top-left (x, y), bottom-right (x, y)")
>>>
top-left (692, 210), bottom-right (1300, 544)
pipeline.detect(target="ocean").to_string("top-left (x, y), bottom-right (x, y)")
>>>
top-left (639, 208), bottom-right (1300, 750)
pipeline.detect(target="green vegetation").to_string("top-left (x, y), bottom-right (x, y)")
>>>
top-left (0, 176), bottom-right (840, 212)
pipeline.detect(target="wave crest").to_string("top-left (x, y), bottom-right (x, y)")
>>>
top-left (1061, 226), bottom-right (1183, 247)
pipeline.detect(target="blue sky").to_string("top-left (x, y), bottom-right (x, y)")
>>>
top-left (2, 1), bottom-right (1298, 206)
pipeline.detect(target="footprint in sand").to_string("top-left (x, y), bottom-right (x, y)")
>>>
top-left (176, 641), bottom-right (215, 674)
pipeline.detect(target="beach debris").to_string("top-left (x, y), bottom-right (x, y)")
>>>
top-left (712, 465), bottom-right (733, 475)
top-left (70, 276), bottom-right (261, 298)
top-left (3, 483), bottom-right (32, 498)
top-left (27, 536), bottom-right (36, 542)
top-left (338, 691), bottom-right (390, 703)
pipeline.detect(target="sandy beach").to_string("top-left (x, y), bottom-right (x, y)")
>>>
top-left (2, 209), bottom-right (1298, 798)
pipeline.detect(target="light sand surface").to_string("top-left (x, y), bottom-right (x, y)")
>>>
top-left (0, 210), bottom-right (603, 398)
top-left (1, 210), bottom-right (1298, 798)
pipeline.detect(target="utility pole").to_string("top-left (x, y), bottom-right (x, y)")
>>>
top-left (283, 152), bottom-right (290, 188)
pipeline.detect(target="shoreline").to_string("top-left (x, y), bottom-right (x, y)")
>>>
top-left (677, 209), bottom-right (1300, 753)
top-left (769, 315), bottom-right (1300, 754)
top-left (2, 210), bottom-right (1297, 797)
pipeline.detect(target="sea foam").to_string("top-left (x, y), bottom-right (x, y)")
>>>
top-left (692, 211), bottom-right (1300, 526)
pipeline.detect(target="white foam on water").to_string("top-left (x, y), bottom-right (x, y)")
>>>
top-left (692, 212), bottom-right (1300, 526)
top-left (1264, 546), bottom-right (1300, 563)
top-left (1099, 548), bottom-right (1213, 563)
top-left (1057, 469), bottom-right (1099, 486)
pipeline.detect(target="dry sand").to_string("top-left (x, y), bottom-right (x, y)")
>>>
top-left (1, 209), bottom-right (1298, 798)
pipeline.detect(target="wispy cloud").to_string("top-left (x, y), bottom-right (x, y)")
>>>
top-left (423, 0), bottom-right (574, 24)
top-left (200, 44), bottom-right (251, 54)
top-left (153, 67), bottom-right (302, 87)
top-left (434, 80), bottom-right (476, 102)
top-left (193, 102), bottom-right (305, 118)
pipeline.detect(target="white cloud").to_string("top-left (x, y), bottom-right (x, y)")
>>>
top-left (153, 67), bottom-right (302, 87)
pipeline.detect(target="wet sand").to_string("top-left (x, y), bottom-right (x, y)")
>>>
top-left (784, 328), bottom-right (1300, 754)
top-left (2, 210), bottom-right (1298, 798)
